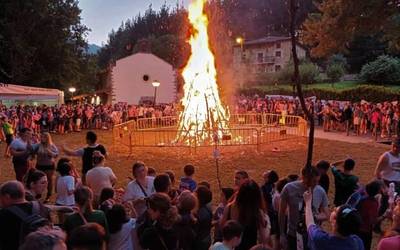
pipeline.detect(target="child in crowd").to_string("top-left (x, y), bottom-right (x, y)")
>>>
top-left (98, 187), bottom-right (115, 213)
top-left (213, 187), bottom-right (234, 243)
top-left (55, 162), bottom-right (75, 206)
top-left (175, 190), bottom-right (198, 250)
top-left (179, 164), bottom-right (197, 192)
top-left (147, 167), bottom-right (156, 177)
top-left (331, 158), bottom-right (359, 206)
top-left (210, 220), bottom-right (243, 250)
top-left (316, 160), bottom-right (330, 194)
top-left (195, 185), bottom-right (213, 250)
top-left (356, 180), bottom-right (383, 250)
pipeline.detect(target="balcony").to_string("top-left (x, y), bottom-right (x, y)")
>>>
top-left (254, 56), bottom-right (275, 64)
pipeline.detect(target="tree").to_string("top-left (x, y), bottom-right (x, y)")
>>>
top-left (0, 0), bottom-right (91, 91)
top-left (326, 64), bottom-right (345, 85)
top-left (302, 0), bottom-right (400, 58)
top-left (360, 55), bottom-right (400, 85)
top-left (290, 0), bottom-right (315, 168)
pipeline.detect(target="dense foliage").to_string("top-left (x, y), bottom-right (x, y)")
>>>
top-left (0, 0), bottom-right (96, 93)
top-left (277, 61), bottom-right (319, 84)
top-left (360, 55), bottom-right (400, 85)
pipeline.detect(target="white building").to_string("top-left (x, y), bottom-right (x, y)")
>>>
top-left (111, 53), bottom-right (177, 105)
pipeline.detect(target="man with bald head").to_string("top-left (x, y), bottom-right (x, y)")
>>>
top-left (0, 181), bottom-right (50, 249)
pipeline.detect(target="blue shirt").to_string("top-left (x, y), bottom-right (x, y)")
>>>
top-left (179, 177), bottom-right (197, 192)
top-left (308, 225), bottom-right (364, 250)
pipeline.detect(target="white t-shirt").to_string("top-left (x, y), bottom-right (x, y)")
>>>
top-left (56, 176), bottom-right (75, 206)
top-left (381, 151), bottom-right (400, 182)
top-left (123, 176), bottom-right (155, 216)
top-left (210, 242), bottom-right (232, 250)
top-left (108, 218), bottom-right (136, 250)
top-left (86, 166), bottom-right (117, 196)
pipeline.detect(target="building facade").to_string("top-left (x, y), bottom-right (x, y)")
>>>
top-left (111, 53), bottom-right (177, 105)
top-left (233, 36), bottom-right (307, 74)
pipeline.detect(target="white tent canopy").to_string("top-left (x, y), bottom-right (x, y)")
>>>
top-left (0, 83), bottom-right (64, 107)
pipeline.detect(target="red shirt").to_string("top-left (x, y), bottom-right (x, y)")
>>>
top-left (358, 197), bottom-right (379, 233)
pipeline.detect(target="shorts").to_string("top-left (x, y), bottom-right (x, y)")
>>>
top-left (5, 134), bottom-right (13, 145)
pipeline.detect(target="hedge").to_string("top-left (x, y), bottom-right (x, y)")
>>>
top-left (239, 85), bottom-right (400, 103)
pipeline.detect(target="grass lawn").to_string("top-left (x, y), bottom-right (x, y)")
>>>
top-left (0, 130), bottom-right (391, 248)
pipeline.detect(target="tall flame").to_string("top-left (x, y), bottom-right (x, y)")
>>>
top-left (177, 0), bottom-right (230, 144)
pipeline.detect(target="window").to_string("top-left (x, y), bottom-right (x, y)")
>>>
top-left (257, 53), bottom-right (263, 63)
top-left (275, 51), bottom-right (281, 57)
top-left (275, 65), bottom-right (282, 72)
top-left (276, 42), bottom-right (281, 49)
top-left (241, 53), bottom-right (246, 62)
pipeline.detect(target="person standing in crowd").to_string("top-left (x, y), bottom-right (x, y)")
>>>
top-left (179, 164), bottom-right (197, 192)
top-left (303, 189), bottom-right (364, 250)
top-left (377, 202), bottom-right (400, 250)
top-left (55, 162), bottom-right (76, 207)
top-left (86, 151), bottom-right (117, 206)
top-left (331, 158), bottom-right (359, 206)
top-left (194, 185), bottom-right (213, 250)
top-left (9, 127), bottom-right (33, 181)
top-left (1, 116), bottom-right (14, 157)
top-left (375, 138), bottom-right (400, 192)
top-left (107, 204), bottom-right (137, 250)
top-left (138, 193), bottom-right (179, 250)
top-left (67, 223), bottom-right (107, 250)
top-left (62, 131), bottom-right (107, 183)
top-left (19, 230), bottom-right (67, 250)
top-left (233, 170), bottom-right (249, 192)
top-left (316, 160), bottom-right (330, 194)
top-left (32, 132), bottom-right (59, 202)
top-left (213, 188), bottom-right (235, 243)
top-left (279, 166), bottom-right (329, 250)
top-left (63, 186), bottom-right (109, 237)
top-left (24, 169), bottom-right (48, 202)
top-left (221, 180), bottom-right (270, 250)
top-left (0, 181), bottom-right (51, 250)
top-left (123, 161), bottom-right (155, 217)
top-left (210, 220), bottom-right (243, 250)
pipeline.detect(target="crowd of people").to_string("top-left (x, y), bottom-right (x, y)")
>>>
top-left (235, 95), bottom-right (400, 139)
top-left (1, 127), bottom-right (400, 250)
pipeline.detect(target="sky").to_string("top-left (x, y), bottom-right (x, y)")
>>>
top-left (78, 0), bottom-right (190, 46)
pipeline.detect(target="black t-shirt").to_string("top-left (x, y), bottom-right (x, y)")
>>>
top-left (82, 144), bottom-right (107, 174)
top-left (0, 202), bottom-right (50, 250)
top-left (139, 222), bottom-right (178, 250)
top-left (319, 174), bottom-right (330, 194)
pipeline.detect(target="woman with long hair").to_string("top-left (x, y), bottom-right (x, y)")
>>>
top-left (139, 193), bottom-right (179, 250)
top-left (221, 179), bottom-right (270, 250)
top-left (63, 186), bottom-right (109, 237)
top-left (32, 132), bottom-right (59, 202)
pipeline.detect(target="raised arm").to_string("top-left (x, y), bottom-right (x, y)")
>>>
top-left (303, 189), bottom-right (315, 229)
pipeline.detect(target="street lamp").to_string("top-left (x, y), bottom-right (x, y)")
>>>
top-left (236, 36), bottom-right (244, 50)
top-left (68, 87), bottom-right (76, 102)
top-left (152, 80), bottom-right (160, 107)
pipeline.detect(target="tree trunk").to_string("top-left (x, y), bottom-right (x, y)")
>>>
top-left (289, 0), bottom-right (315, 168)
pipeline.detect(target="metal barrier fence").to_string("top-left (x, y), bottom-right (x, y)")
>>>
top-left (112, 113), bottom-right (307, 151)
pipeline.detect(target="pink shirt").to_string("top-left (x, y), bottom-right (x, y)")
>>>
top-left (377, 235), bottom-right (400, 250)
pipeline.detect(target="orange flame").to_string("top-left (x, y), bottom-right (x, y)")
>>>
top-left (177, 0), bottom-right (230, 144)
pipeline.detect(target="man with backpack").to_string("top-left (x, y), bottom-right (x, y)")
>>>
top-left (0, 180), bottom-right (51, 249)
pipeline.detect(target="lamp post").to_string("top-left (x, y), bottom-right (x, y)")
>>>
top-left (236, 36), bottom-right (244, 51)
top-left (152, 80), bottom-right (160, 107)
top-left (68, 87), bottom-right (76, 103)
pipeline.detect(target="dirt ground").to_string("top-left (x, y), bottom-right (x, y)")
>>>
top-left (0, 130), bottom-right (390, 248)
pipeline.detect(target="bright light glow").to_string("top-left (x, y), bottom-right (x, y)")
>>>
top-left (236, 37), bottom-right (243, 44)
top-left (177, 0), bottom-right (230, 144)
top-left (152, 81), bottom-right (161, 87)
top-left (68, 87), bottom-right (76, 93)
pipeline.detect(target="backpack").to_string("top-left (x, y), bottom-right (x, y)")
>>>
top-left (7, 201), bottom-right (50, 244)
